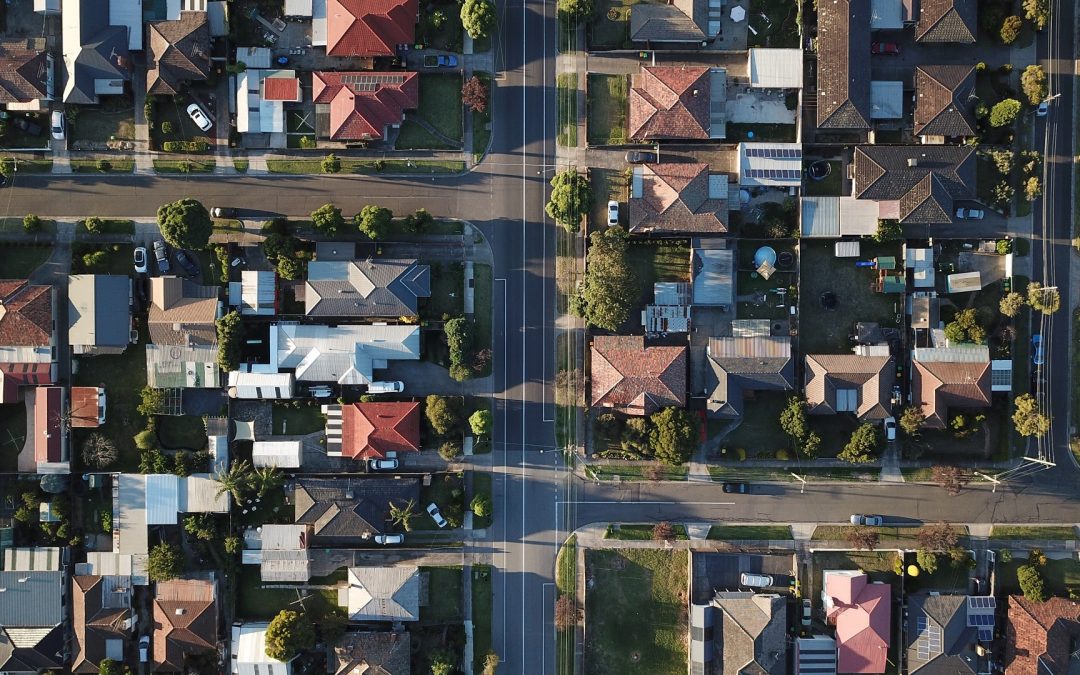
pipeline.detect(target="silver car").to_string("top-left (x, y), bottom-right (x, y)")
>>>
top-left (186, 103), bottom-right (212, 132)
top-left (426, 502), bottom-right (448, 528)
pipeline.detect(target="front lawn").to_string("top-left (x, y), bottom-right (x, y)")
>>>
top-left (585, 549), bottom-right (688, 675)
top-left (71, 243), bottom-right (133, 276)
top-left (590, 464), bottom-right (689, 481)
top-left (396, 73), bottom-right (464, 150)
top-left (996, 558), bottom-right (1080, 597)
top-left (711, 391), bottom-right (791, 461)
top-left (708, 525), bottom-right (793, 540)
top-left (604, 523), bottom-right (688, 540)
top-left (271, 402), bottom-right (326, 435)
top-left (70, 104), bottom-right (136, 143)
top-left (0, 217), bottom-right (57, 236)
top-left (589, 168), bottom-right (628, 229)
top-left (423, 261), bottom-right (465, 320)
top-left (417, 0), bottom-right (465, 51)
top-left (474, 263), bottom-right (493, 375)
top-left (0, 155), bottom-right (52, 172)
top-left (153, 158), bottom-right (216, 173)
top-left (586, 74), bottom-right (629, 146)
top-left (588, 0), bottom-right (639, 49)
top-left (416, 472), bottom-right (466, 531)
top-left (421, 566), bottom-right (464, 621)
top-left (0, 245), bottom-right (51, 277)
top-left (76, 219), bottom-right (135, 236)
top-left (990, 526), bottom-right (1077, 539)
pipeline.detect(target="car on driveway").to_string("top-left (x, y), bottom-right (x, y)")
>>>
top-left (740, 572), bottom-right (774, 587)
top-left (138, 635), bottom-right (150, 663)
top-left (625, 150), bottom-right (658, 164)
top-left (607, 200), bottom-right (619, 226)
top-left (955, 207), bottom-right (985, 220)
top-left (802, 599), bottom-right (812, 626)
top-left (368, 458), bottom-right (400, 472)
top-left (175, 250), bottom-right (200, 277)
top-left (152, 240), bottom-right (170, 274)
top-left (884, 416), bottom-right (897, 441)
top-left (722, 482), bottom-right (749, 494)
top-left (1032, 334), bottom-right (1044, 366)
top-left (850, 514), bottom-right (883, 526)
top-left (374, 533), bottom-right (404, 545)
top-left (50, 110), bottom-right (65, 141)
top-left (186, 103), bottom-right (212, 131)
top-left (871, 42), bottom-right (900, 55)
top-left (426, 503), bottom-right (448, 528)
top-left (133, 246), bottom-right (148, 274)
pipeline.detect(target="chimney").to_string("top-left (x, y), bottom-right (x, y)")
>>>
top-left (907, 158), bottom-right (918, 167)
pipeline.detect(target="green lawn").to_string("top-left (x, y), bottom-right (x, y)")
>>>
top-left (70, 157), bottom-right (136, 173)
top-left (472, 72), bottom-right (493, 162)
top-left (0, 217), bottom-right (57, 235)
top-left (156, 414), bottom-right (207, 450)
top-left (707, 465), bottom-right (877, 482)
top-left (396, 73), bottom-right (464, 150)
top-left (588, 0), bottom-right (639, 48)
top-left (424, 261), bottom-right (465, 320)
top-left (905, 551), bottom-right (973, 593)
top-left (265, 158), bottom-right (464, 174)
top-left (153, 158), bottom-right (215, 173)
top-left (416, 472), bottom-right (466, 531)
top-left (0, 245), bottom-right (51, 277)
top-left (70, 106), bottom-right (136, 143)
top-left (71, 244), bottom-right (133, 276)
top-left (236, 568), bottom-right (336, 620)
top-left (474, 262), bottom-right (493, 375)
top-left (586, 74), bottom-right (629, 146)
top-left (811, 525), bottom-right (969, 545)
top-left (990, 526), bottom-right (1077, 539)
top-left (590, 465), bottom-right (689, 481)
top-left (707, 525), bottom-right (793, 540)
top-left (271, 402), bottom-right (326, 435)
top-left (557, 73), bottom-right (578, 147)
top-left (0, 155), bottom-right (52, 172)
top-left (471, 471), bottom-right (493, 529)
top-left (604, 523), bottom-right (688, 540)
top-left (421, 566), bottom-right (464, 621)
top-left (472, 565), bottom-right (493, 672)
top-left (585, 549), bottom-right (688, 675)
top-left (747, 0), bottom-right (801, 47)
top-left (996, 558), bottom-right (1080, 597)
top-left (713, 391), bottom-right (791, 460)
top-left (803, 160), bottom-right (843, 197)
top-left (0, 402), bottom-right (27, 472)
top-left (589, 168), bottom-right (628, 229)
top-left (76, 219), bottom-right (135, 235)
top-left (556, 535), bottom-right (577, 595)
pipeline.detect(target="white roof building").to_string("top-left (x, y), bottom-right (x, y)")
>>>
top-left (235, 71), bottom-right (300, 137)
top-left (3, 547), bottom-right (61, 571)
top-left (228, 370), bottom-right (294, 399)
top-left (342, 567), bottom-right (421, 622)
top-left (748, 49), bottom-right (803, 89)
top-left (252, 441), bottom-right (303, 468)
top-left (272, 323), bottom-right (420, 384)
top-left (284, 0), bottom-right (311, 16)
top-left (116, 473), bottom-right (229, 554)
top-left (231, 623), bottom-right (292, 675)
top-left (739, 143), bottom-right (803, 187)
top-left (241, 524), bottom-right (311, 582)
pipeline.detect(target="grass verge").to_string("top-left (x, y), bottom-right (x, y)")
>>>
top-left (590, 464), bottom-right (689, 481)
top-left (70, 157), bottom-right (135, 173)
top-left (76, 218), bottom-right (134, 235)
top-left (471, 471), bottom-right (493, 529)
top-left (707, 525), bottom-right (793, 540)
top-left (557, 73), bottom-right (578, 147)
top-left (472, 72), bottom-right (493, 163)
top-left (604, 523), bottom-right (688, 540)
top-left (472, 565), bottom-right (493, 672)
top-left (990, 526), bottom-right (1076, 539)
top-left (153, 158), bottom-right (215, 173)
top-left (265, 158), bottom-right (465, 174)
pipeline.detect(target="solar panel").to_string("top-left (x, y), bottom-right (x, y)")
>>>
top-left (968, 596), bottom-right (996, 609)
top-left (978, 628), bottom-right (993, 642)
top-left (916, 614), bottom-right (942, 660)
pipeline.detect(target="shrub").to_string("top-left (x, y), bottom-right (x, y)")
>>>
top-left (161, 121), bottom-right (175, 135)
top-left (439, 441), bottom-right (463, 460)
top-left (162, 140), bottom-right (210, 152)
top-left (989, 99), bottom-right (1022, 127)
top-left (299, 136), bottom-right (316, 149)
top-left (95, 159), bottom-right (111, 172)
top-left (322, 153), bottom-right (341, 173)
top-left (84, 216), bottom-right (103, 233)
top-left (23, 213), bottom-right (42, 233)
top-left (1017, 564), bottom-right (1047, 602)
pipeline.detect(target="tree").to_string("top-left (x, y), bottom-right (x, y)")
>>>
top-left (944, 308), bottom-right (986, 344)
top-left (389, 498), bottom-right (418, 532)
top-left (224, 535), bottom-right (242, 554)
top-left (462, 76), bottom-right (488, 113)
top-left (252, 465), bottom-right (283, 498)
top-left (648, 407), bottom-right (697, 466)
top-left (216, 310), bottom-right (244, 372)
top-left (82, 433), bottom-right (119, 468)
top-left (1013, 393), bottom-right (1051, 436)
top-left (918, 521), bottom-right (960, 551)
top-left (276, 256), bottom-right (303, 281)
top-left (993, 181), bottom-right (1015, 208)
top-left (183, 513), bottom-right (216, 541)
top-left (916, 550), bottom-right (939, 574)
top-left (84, 216), bottom-right (103, 234)
top-left (425, 395), bottom-right (461, 436)
top-left (1023, 0), bottom-right (1049, 29)
top-left (620, 417), bottom-right (650, 456)
top-left (1017, 564), bottom-right (1047, 602)
top-left (356, 204), bottom-right (393, 240)
top-left (445, 317), bottom-right (475, 372)
top-left (989, 98), bottom-right (1022, 127)
top-left (558, 0), bottom-right (593, 22)
top-left (932, 465), bottom-right (968, 496)
top-left (779, 397), bottom-right (808, 441)
top-left (900, 406), bottom-right (925, 436)
top-left (545, 169), bottom-right (593, 232)
top-left (482, 651), bottom-right (500, 675)
top-left (469, 409), bottom-right (493, 437)
top-left (1021, 65), bottom-right (1047, 105)
top-left (461, 0), bottom-right (496, 38)
top-left (310, 203), bottom-right (345, 236)
top-left (471, 493), bottom-right (492, 518)
top-left (582, 226), bottom-right (638, 331)
top-left (147, 542), bottom-right (182, 581)
top-left (985, 148), bottom-right (1014, 174)
top-left (1000, 15), bottom-right (1023, 43)
top-left (1025, 176), bottom-right (1042, 202)
top-left (1028, 548), bottom-right (1048, 567)
top-left (322, 153), bottom-right (341, 173)
top-left (134, 428), bottom-right (157, 450)
top-left (846, 525), bottom-right (880, 551)
top-left (1027, 281), bottom-right (1061, 314)
top-left (872, 219), bottom-right (902, 243)
top-left (838, 423), bottom-right (877, 463)
top-left (137, 386), bottom-right (166, 416)
top-left (23, 213), bottom-right (42, 233)
top-left (801, 432), bottom-right (822, 459)
top-left (403, 208), bottom-right (435, 233)
top-left (157, 198), bottom-right (213, 250)
top-left (948, 546), bottom-right (974, 569)
top-left (439, 440), bottom-right (462, 460)
top-left (1000, 292), bottom-right (1026, 318)
top-left (264, 609), bottom-right (315, 661)
top-left (430, 653), bottom-right (455, 675)
top-left (99, 659), bottom-right (125, 675)
top-left (214, 460), bottom-right (253, 503)
top-left (554, 596), bottom-right (578, 630)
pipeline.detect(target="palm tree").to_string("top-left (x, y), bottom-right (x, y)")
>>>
top-left (388, 498), bottom-right (418, 532)
top-left (252, 465), bottom-right (284, 498)
top-left (214, 460), bottom-right (253, 503)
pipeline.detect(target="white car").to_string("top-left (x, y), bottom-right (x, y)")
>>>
top-left (367, 381), bottom-right (404, 394)
top-left (97, 387), bottom-right (107, 424)
top-left (368, 458), bottom-right (400, 472)
top-left (1036, 100), bottom-right (1049, 117)
top-left (426, 502), bottom-right (448, 528)
top-left (186, 103), bottom-right (213, 132)
top-left (138, 635), bottom-right (150, 663)
top-left (133, 246), bottom-right (148, 274)
top-left (802, 599), bottom-right (812, 626)
top-left (850, 514), bottom-right (884, 526)
top-left (50, 110), bottom-right (65, 141)
top-left (955, 207), bottom-right (985, 220)
top-left (374, 533), bottom-right (405, 545)
top-left (884, 416), bottom-right (897, 441)
top-left (607, 200), bottom-right (619, 226)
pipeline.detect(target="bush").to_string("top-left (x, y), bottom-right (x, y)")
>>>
top-left (1017, 564), bottom-right (1047, 602)
top-left (215, 311), bottom-right (244, 372)
top-left (299, 136), bottom-right (316, 149)
top-left (322, 154), bottom-right (341, 173)
top-left (439, 440), bottom-right (463, 460)
top-left (161, 121), bottom-right (175, 135)
top-left (147, 542), bottom-right (182, 581)
top-left (426, 395), bottom-right (461, 436)
top-left (1021, 65), bottom-right (1048, 106)
top-left (310, 203), bottom-right (345, 236)
top-left (162, 140), bottom-right (210, 152)
top-left (83, 216), bottom-right (103, 233)
top-left (838, 423), bottom-right (877, 463)
top-left (95, 159), bottom-right (111, 172)
top-left (648, 407), bottom-right (697, 465)
top-left (23, 213), bottom-right (42, 233)
top-left (989, 99), bottom-right (1022, 127)
top-left (356, 204), bottom-right (393, 240)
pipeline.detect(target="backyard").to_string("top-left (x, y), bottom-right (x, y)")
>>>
top-left (0, 402), bottom-right (26, 472)
top-left (396, 73), bottom-right (464, 150)
top-left (271, 402), bottom-right (326, 435)
top-left (156, 414), bottom-right (207, 450)
top-left (747, 0), bottom-right (801, 48)
top-left (803, 160), bottom-right (843, 197)
top-left (586, 74), bottom-right (629, 146)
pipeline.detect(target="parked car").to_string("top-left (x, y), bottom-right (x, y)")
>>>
top-left (607, 200), bottom-right (619, 226)
top-left (722, 482), bottom-right (749, 494)
top-left (955, 207), bottom-right (985, 220)
top-left (367, 381), bottom-right (404, 394)
top-left (426, 503), bottom-right (448, 528)
top-left (1037, 100), bottom-right (1049, 117)
top-left (50, 110), bottom-right (65, 141)
top-left (802, 599), bottom-right (812, 626)
top-left (423, 54), bottom-right (458, 67)
top-left (375, 533), bottom-right (405, 545)
top-left (740, 573), bottom-right (774, 587)
top-left (871, 42), bottom-right (900, 55)
top-left (133, 246), bottom-right (148, 274)
top-left (625, 150), bottom-right (658, 164)
top-left (884, 416), bottom-right (897, 441)
top-left (368, 458), bottom-right (400, 472)
top-left (850, 514), bottom-right (883, 526)
top-left (308, 385), bottom-right (333, 398)
top-left (97, 387), bottom-right (107, 424)
top-left (152, 240), bottom-right (170, 274)
top-left (1032, 334), bottom-right (1044, 366)
top-left (186, 103), bottom-right (212, 131)
top-left (138, 636), bottom-right (150, 663)
top-left (174, 250), bottom-right (200, 277)
top-left (211, 207), bottom-right (236, 218)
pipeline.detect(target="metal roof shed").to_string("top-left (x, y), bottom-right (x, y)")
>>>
top-left (240, 271), bottom-right (276, 315)
top-left (834, 241), bottom-right (861, 258)
top-left (145, 474), bottom-right (180, 525)
top-left (232, 623), bottom-right (292, 675)
top-left (252, 441), bottom-right (303, 468)
top-left (748, 49), bottom-right (803, 89)
top-left (946, 271), bottom-right (982, 293)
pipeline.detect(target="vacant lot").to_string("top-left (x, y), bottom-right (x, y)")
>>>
top-left (71, 105), bottom-right (136, 143)
top-left (587, 74), bottom-right (629, 146)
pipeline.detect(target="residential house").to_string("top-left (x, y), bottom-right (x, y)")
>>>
top-left (590, 336), bottom-right (687, 416)
top-left (690, 591), bottom-right (788, 675)
top-left (324, 401), bottom-right (421, 460)
top-left (333, 632), bottom-right (410, 675)
top-left (628, 163), bottom-right (729, 234)
top-left (313, 71), bottom-right (419, 141)
top-left (853, 146), bottom-right (977, 224)
top-left (1005, 595), bottom-right (1080, 675)
top-left (915, 65), bottom-right (977, 141)
top-left (70, 386), bottom-right (105, 428)
top-left (34, 386), bottom-right (69, 473)
top-left (60, 0), bottom-right (132, 104)
top-left (341, 566), bottom-right (420, 622)
top-left (911, 346), bottom-right (991, 429)
top-left (629, 0), bottom-right (711, 46)
top-left (236, 70), bottom-right (301, 143)
top-left (145, 344), bottom-right (220, 388)
top-left (796, 636), bottom-right (838, 675)
top-left (115, 474), bottom-right (230, 555)
top-left (629, 65), bottom-right (724, 141)
top-left (241, 524), bottom-right (311, 582)
top-left (232, 622), bottom-right (291, 675)
top-left (0, 39), bottom-right (54, 111)
top-left (906, 594), bottom-right (995, 675)
top-left (738, 143), bottom-right (804, 188)
top-left (0, 570), bottom-right (65, 673)
top-left (816, 0), bottom-right (870, 130)
top-left (152, 577), bottom-right (218, 672)
top-left (305, 258), bottom-right (430, 318)
top-left (804, 354), bottom-right (895, 421)
top-left (146, 12), bottom-right (209, 96)
top-left (273, 323), bottom-right (420, 384)
top-left (293, 476), bottom-right (420, 543)
top-left (71, 574), bottom-right (135, 673)
top-left (324, 0), bottom-right (417, 57)
top-left (148, 276), bottom-right (220, 346)
top-left (69, 274), bottom-right (132, 355)
top-left (705, 335), bottom-right (794, 418)
top-left (823, 571), bottom-right (891, 674)
top-left (0, 279), bottom-right (55, 404)
top-left (916, 0), bottom-right (977, 43)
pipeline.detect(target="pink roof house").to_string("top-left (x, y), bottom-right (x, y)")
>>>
top-left (824, 571), bottom-right (892, 673)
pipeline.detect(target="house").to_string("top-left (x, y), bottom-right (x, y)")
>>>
top-left (739, 143), bottom-right (803, 188)
top-left (152, 577), bottom-right (218, 672)
top-left (146, 12), bottom-right (210, 96)
top-left (333, 632), bottom-right (410, 675)
top-left (252, 441), bottom-right (303, 468)
top-left (236, 70), bottom-right (301, 141)
top-left (748, 48), bottom-right (804, 89)
top-left (823, 571), bottom-right (891, 674)
top-left (690, 591), bottom-right (788, 675)
top-left (228, 270), bottom-right (277, 315)
top-left (0, 570), bottom-right (65, 673)
top-left (801, 197), bottom-right (881, 238)
top-left (853, 146), bottom-right (977, 224)
top-left (241, 524), bottom-right (311, 582)
top-left (629, 0), bottom-right (710, 45)
top-left (145, 344), bottom-right (220, 388)
top-left (816, 0), bottom-right (870, 130)
top-left (69, 274), bottom-right (132, 355)
top-left (906, 594), bottom-right (995, 675)
top-left (804, 354), bottom-right (895, 420)
top-left (34, 386), bottom-right (69, 473)
top-left (232, 623), bottom-right (292, 675)
top-left (915, 66), bottom-right (977, 140)
top-left (60, 0), bottom-right (132, 104)
top-left (705, 335), bottom-right (794, 418)
top-left (629, 65), bottom-right (724, 140)
top-left (273, 323), bottom-right (420, 384)
top-left (1005, 595), bottom-right (1080, 675)
top-left (0, 39), bottom-right (54, 111)
top-left (293, 477), bottom-right (420, 542)
top-left (115, 474), bottom-right (230, 555)
top-left (0, 279), bottom-right (56, 404)
top-left (313, 71), bottom-right (419, 141)
top-left (148, 276), bottom-right (220, 346)
top-left (911, 346), bottom-right (991, 428)
top-left (70, 386), bottom-right (105, 427)
top-left (324, 401), bottom-right (420, 460)
top-left (628, 163), bottom-right (729, 234)
top-left (71, 574), bottom-right (135, 673)
top-left (324, 0), bottom-right (417, 57)
top-left (305, 258), bottom-right (430, 318)
top-left (590, 336), bottom-right (687, 416)
top-left (796, 636), bottom-right (838, 675)
top-left (916, 0), bottom-right (977, 43)
top-left (342, 566), bottom-right (420, 622)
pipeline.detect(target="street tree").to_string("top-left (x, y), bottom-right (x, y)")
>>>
top-left (157, 198), bottom-right (213, 250)
top-left (1000, 15), bottom-right (1022, 43)
top-left (999, 292), bottom-right (1026, 318)
top-left (1025, 176), bottom-right (1042, 202)
top-left (147, 542), bottom-right (182, 581)
top-left (469, 409), bottom-right (493, 437)
top-left (1021, 65), bottom-right (1048, 105)
top-left (82, 433), bottom-right (119, 468)
top-left (845, 526), bottom-right (880, 551)
top-left (779, 396), bottom-right (808, 441)
top-left (310, 203), bottom-right (345, 236)
top-left (899, 406), bottom-right (925, 436)
top-left (264, 610), bottom-right (315, 661)
top-left (838, 423), bottom-right (877, 464)
top-left (582, 226), bottom-right (638, 331)
top-left (648, 407), bottom-right (697, 466)
top-left (989, 98), bottom-right (1022, 127)
top-left (356, 205), bottom-right (393, 240)
top-left (461, 0), bottom-right (496, 38)
top-left (545, 169), bottom-right (593, 232)
top-left (1012, 393), bottom-right (1051, 437)
top-left (403, 208), bottom-right (435, 232)
top-left (558, 0), bottom-right (593, 22)
top-left (918, 521), bottom-right (960, 551)
top-left (462, 76), bottom-right (488, 113)
top-left (471, 493), bottom-right (492, 518)
top-left (932, 465), bottom-right (968, 496)
top-left (425, 395), bottom-right (461, 436)
top-left (1023, 0), bottom-right (1049, 29)
top-left (389, 498), bottom-right (419, 532)
top-left (1027, 281), bottom-right (1061, 314)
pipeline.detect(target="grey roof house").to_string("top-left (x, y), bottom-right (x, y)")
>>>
top-left (342, 567), bottom-right (421, 622)
top-left (853, 145), bottom-right (977, 224)
top-left (705, 336), bottom-right (794, 418)
top-left (305, 259), bottom-right (430, 319)
top-left (69, 274), bottom-right (132, 356)
top-left (691, 592), bottom-right (788, 675)
top-left (60, 0), bottom-right (132, 104)
top-left (906, 594), bottom-right (992, 675)
top-left (629, 0), bottom-right (712, 45)
top-left (294, 477), bottom-right (420, 542)
top-left (816, 0), bottom-right (871, 130)
top-left (0, 570), bottom-right (65, 673)
top-left (273, 323), bottom-right (420, 384)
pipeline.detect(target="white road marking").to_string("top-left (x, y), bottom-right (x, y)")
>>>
top-left (557, 501), bottom-right (737, 506)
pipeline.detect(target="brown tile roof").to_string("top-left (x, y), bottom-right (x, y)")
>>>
top-left (313, 71), bottom-right (419, 141)
top-left (706, 336), bottom-right (794, 418)
top-left (629, 66), bottom-right (711, 140)
top-left (1005, 595), bottom-right (1080, 675)
top-left (805, 354), bottom-right (895, 420)
top-left (326, 0), bottom-right (417, 57)
top-left (294, 477), bottom-right (420, 540)
top-left (0, 39), bottom-right (50, 104)
top-left (333, 631), bottom-right (410, 675)
top-left (912, 358), bottom-right (991, 429)
top-left (853, 145), bottom-right (976, 224)
top-left (816, 0), bottom-right (871, 129)
top-left (146, 12), bottom-right (210, 96)
top-left (34, 386), bottom-right (63, 465)
top-left (591, 336), bottom-right (687, 416)
top-left (0, 279), bottom-right (53, 348)
top-left (915, 65), bottom-right (977, 137)
top-left (916, 0), bottom-right (976, 43)
top-left (148, 277), bottom-right (220, 346)
top-left (341, 402), bottom-right (421, 460)
top-left (152, 578), bottom-right (217, 672)
top-left (263, 76), bottom-right (301, 101)
top-left (628, 163), bottom-right (728, 234)
top-left (72, 575), bottom-right (133, 673)
top-left (70, 386), bottom-right (102, 428)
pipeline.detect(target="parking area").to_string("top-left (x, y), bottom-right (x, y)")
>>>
top-left (691, 551), bottom-right (796, 603)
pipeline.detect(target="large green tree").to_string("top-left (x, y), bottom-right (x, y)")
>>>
top-left (1021, 65), bottom-right (1047, 105)
top-left (1012, 393), bottom-right (1050, 437)
top-left (582, 226), bottom-right (638, 331)
top-left (1023, 0), bottom-right (1049, 29)
top-left (264, 609), bottom-right (315, 661)
top-left (779, 397), bottom-right (808, 441)
top-left (310, 203), bottom-right (345, 236)
top-left (215, 311), bottom-right (244, 372)
top-left (461, 0), bottom-right (496, 38)
top-left (1017, 564), bottom-right (1047, 602)
top-left (425, 395), bottom-right (461, 436)
top-left (648, 407), bottom-right (697, 466)
top-left (469, 409), bottom-right (493, 437)
top-left (147, 542), bottom-right (182, 581)
top-left (157, 198), bottom-right (213, 250)
top-left (989, 99), bottom-right (1022, 127)
top-left (545, 169), bottom-right (593, 232)
top-left (356, 205), bottom-right (393, 240)
top-left (838, 423), bottom-right (877, 464)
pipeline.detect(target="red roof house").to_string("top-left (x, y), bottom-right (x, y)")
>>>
top-left (313, 71), bottom-right (419, 141)
top-left (326, 0), bottom-right (418, 57)
top-left (1006, 595), bottom-right (1080, 675)
top-left (339, 401), bottom-right (421, 460)
top-left (629, 65), bottom-right (712, 140)
top-left (825, 572), bottom-right (891, 674)
top-left (590, 336), bottom-right (687, 416)
top-left (0, 279), bottom-right (54, 349)
top-left (34, 386), bottom-right (68, 471)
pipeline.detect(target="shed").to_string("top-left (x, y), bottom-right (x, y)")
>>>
top-left (237, 47), bottom-right (272, 69)
top-left (691, 247), bottom-right (734, 307)
top-left (283, 0), bottom-right (312, 15)
top-left (834, 241), bottom-right (861, 258)
top-left (946, 271), bottom-right (982, 293)
top-left (880, 275), bottom-right (905, 293)
top-left (874, 256), bottom-right (897, 270)
top-left (240, 271), bottom-right (276, 315)
top-left (232, 623), bottom-right (292, 675)
top-left (801, 197), bottom-right (879, 237)
top-left (228, 371), bottom-right (294, 399)
top-left (905, 247), bottom-right (935, 288)
top-left (747, 49), bottom-right (803, 89)
top-left (145, 474), bottom-right (180, 525)
top-left (252, 441), bottom-right (303, 468)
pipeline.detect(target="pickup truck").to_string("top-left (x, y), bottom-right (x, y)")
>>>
top-left (423, 54), bottom-right (458, 68)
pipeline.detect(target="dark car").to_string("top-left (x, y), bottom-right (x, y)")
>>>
top-left (152, 240), bottom-right (170, 274)
top-left (625, 150), bottom-right (658, 164)
top-left (871, 42), bottom-right (900, 55)
top-left (211, 207), bottom-right (236, 218)
top-left (722, 482), bottom-right (749, 494)
top-left (174, 250), bottom-right (200, 277)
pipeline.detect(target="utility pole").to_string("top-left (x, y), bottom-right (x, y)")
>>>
top-left (974, 472), bottom-right (1002, 492)
top-left (1021, 455), bottom-right (1056, 467)
top-left (790, 472), bottom-right (807, 494)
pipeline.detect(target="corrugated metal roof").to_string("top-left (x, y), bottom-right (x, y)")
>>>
top-left (233, 623), bottom-right (291, 675)
top-left (83, 552), bottom-right (134, 577)
top-left (181, 474), bottom-right (230, 513)
top-left (731, 319), bottom-right (772, 337)
top-left (261, 524), bottom-right (308, 550)
top-left (146, 474), bottom-right (180, 525)
top-left (835, 241), bottom-right (861, 257)
top-left (947, 271), bottom-right (982, 293)
top-left (284, 0), bottom-right (311, 14)
top-left (709, 336), bottom-right (791, 359)
top-left (241, 271), bottom-right (276, 315)
top-left (914, 346), bottom-right (989, 363)
top-left (252, 441), bottom-right (303, 468)
top-left (748, 48), bottom-right (803, 88)
top-left (3, 546), bottom-right (61, 571)
top-left (275, 323), bottom-right (420, 384)
top-left (228, 370), bottom-right (294, 399)
top-left (871, 81), bottom-right (904, 119)
top-left (146, 344), bottom-right (221, 388)
top-left (0, 570), bottom-right (63, 627)
top-left (692, 248), bottom-right (734, 306)
top-left (117, 474), bottom-right (148, 555)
